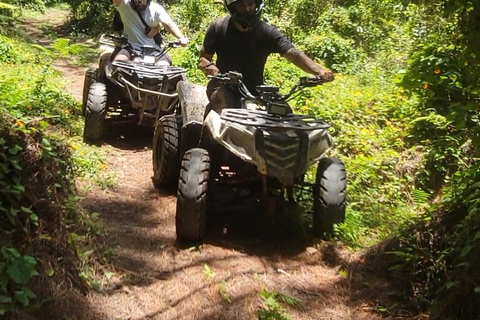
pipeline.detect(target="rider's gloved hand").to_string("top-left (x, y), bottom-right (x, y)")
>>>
top-left (179, 37), bottom-right (190, 47)
top-left (316, 69), bottom-right (335, 82)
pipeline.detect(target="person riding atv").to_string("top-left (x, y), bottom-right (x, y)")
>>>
top-left (199, 0), bottom-right (334, 116)
top-left (166, 0), bottom-right (344, 242)
top-left (112, 0), bottom-right (189, 65)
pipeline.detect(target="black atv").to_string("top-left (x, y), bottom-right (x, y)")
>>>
top-left (157, 72), bottom-right (347, 241)
top-left (82, 34), bottom-right (187, 144)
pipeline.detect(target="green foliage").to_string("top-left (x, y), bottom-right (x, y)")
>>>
top-left (0, 247), bottom-right (39, 315)
top-left (300, 30), bottom-right (358, 72)
top-left (399, 1), bottom-right (480, 193)
top-left (372, 1), bottom-right (480, 318)
top-left (0, 2), bottom-right (18, 29)
top-left (0, 35), bottom-right (19, 63)
top-left (169, 0), bottom-right (223, 35)
top-left (385, 161), bottom-right (480, 317)
top-left (170, 34), bottom-right (208, 84)
top-left (5, 0), bottom-right (45, 12)
top-left (63, 0), bottom-right (112, 35)
top-left (257, 289), bottom-right (300, 320)
top-left (0, 20), bottom-right (107, 317)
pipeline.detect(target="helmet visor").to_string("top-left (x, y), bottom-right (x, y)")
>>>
top-left (231, 0), bottom-right (262, 14)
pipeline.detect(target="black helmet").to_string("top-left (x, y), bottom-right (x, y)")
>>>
top-left (224, 0), bottom-right (265, 29)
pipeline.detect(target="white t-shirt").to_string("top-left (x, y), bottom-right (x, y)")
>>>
top-left (116, 0), bottom-right (171, 49)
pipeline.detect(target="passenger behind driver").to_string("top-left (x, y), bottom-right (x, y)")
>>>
top-left (112, 0), bottom-right (189, 65)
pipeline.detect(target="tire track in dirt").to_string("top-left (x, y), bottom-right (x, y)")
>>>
top-left (21, 8), bottom-right (394, 320)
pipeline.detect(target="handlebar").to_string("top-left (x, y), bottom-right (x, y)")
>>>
top-left (209, 71), bottom-right (326, 102)
top-left (166, 41), bottom-right (182, 48)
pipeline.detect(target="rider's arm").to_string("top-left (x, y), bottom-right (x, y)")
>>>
top-left (160, 14), bottom-right (189, 46)
top-left (199, 51), bottom-right (219, 76)
top-left (283, 48), bottom-right (334, 81)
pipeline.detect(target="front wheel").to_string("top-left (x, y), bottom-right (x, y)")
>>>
top-left (83, 82), bottom-right (107, 145)
top-left (313, 158), bottom-right (347, 236)
top-left (176, 148), bottom-right (210, 242)
top-left (152, 114), bottom-right (182, 191)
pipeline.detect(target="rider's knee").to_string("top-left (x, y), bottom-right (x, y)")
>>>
top-left (114, 49), bottom-right (130, 61)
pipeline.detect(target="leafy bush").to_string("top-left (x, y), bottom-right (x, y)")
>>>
top-left (0, 35), bottom-right (17, 62)
top-left (0, 247), bottom-right (39, 316)
top-left (6, 0), bottom-right (46, 12)
top-left (169, 0), bottom-right (223, 35)
top-left (299, 30), bottom-right (358, 73)
top-left (0, 24), bottom-right (105, 318)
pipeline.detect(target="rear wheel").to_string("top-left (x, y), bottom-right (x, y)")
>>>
top-left (83, 82), bottom-right (107, 145)
top-left (82, 68), bottom-right (97, 116)
top-left (176, 148), bottom-right (210, 241)
top-left (313, 158), bottom-right (347, 236)
top-left (152, 114), bottom-right (182, 191)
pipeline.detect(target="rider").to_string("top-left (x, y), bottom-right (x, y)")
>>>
top-left (112, 0), bottom-right (189, 65)
top-left (199, 0), bottom-right (334, 115)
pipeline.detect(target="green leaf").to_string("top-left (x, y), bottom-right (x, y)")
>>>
top-left (446, 281), bottom-right (457, 289)
top-left (474, 231), bottom-right (480, 241)
top-left (7, 258), bottom-right (36, 284)
top-left (104, 271), bottom-right (114, 280)
top-left (39, 120), bottom-right (48, 130)
top-left (14, 290), bottom-right (29, 307)
top-left (1, 247), bottom-right (20, 259)
top-left (7, 145), bottom-right (22, 155)
top-left (461, 245), bottom-right (473, 257)
top-left (339, 270), bottom-right (348, 278)
top-left (21, 287), bottom-right (36, 299)
top-left (46, 268), bottom-right (55, 277)
top-left (475, 287), bottom-right (480, 294)
top-left (21, 206), bottom-right (33, 214)
top-left (91, 280), bottom-right (100, 291)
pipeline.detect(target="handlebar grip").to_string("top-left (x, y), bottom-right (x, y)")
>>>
top-left (167, 41), bottom-right (182, 48)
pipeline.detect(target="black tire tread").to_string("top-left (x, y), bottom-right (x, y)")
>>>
top-left (313, 158), bottom-right (347, 236)
top-left (152, 115), bottom-right (182, 191)
top-left (83, 82), bottom-right (107, 144)
top-left (175, 148), bottom-right (210, 241)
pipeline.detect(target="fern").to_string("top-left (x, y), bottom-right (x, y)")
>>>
top-left (411, 189), bottom-right (430, 205)
top-left (258, 289), bottom-right (298, 320)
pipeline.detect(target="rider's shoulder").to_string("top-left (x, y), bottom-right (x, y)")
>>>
top-left (148, 1), bottom-right (165, 11)
top-left (211, 16), bottom-right (230, 28)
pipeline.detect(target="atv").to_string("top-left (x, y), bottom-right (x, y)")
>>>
top-left (160, 72), bottom-right (346, 241)
top-left (82, 34), bottom-right (187, 144)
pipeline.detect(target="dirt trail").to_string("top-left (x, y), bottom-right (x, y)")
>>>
top-left (21, 9), bottom-right (397, 320)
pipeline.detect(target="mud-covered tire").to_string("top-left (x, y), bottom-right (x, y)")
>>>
top-left (176, 148), bottom-right (210, 241)
top-left (313, 158), bottom-right (347, 236)
top-left (97, 52), bottom-right (111, 82)
top-left (152, 114), bottom-right (182, 191)
top-left (82, 68), bottom-right (97, 116)
top-left (83, 82), bottom-right (107, 145)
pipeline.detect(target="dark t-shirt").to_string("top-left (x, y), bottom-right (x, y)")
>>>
top-left (202, 16), bottom-right (294, 93)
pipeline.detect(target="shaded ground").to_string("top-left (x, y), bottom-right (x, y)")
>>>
top-left (20, 7), bottom-right (426, 320)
